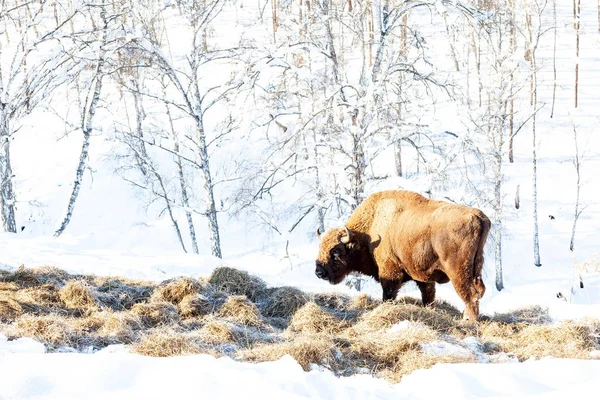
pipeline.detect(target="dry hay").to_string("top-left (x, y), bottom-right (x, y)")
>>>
top-left (479, 320), bottom-right (596, 360)
top-left (93, 277), bottom-right (154, 310)
top-left (262, 286), bottom-right (310, 318)
top-left (5, 314), bottom-right (75, 348)
top-left (208, 267), bottom-right (267, 301)
top-left (0, 296), bottom-right (29, 321)
top-left (199, 319), bottom-right (237, 344)
top-left (79, 311), bottom-right (144, 343)
top-left (217, 296), bottom-right (263, 327)
top-left (59, 280), bottom-right (99, 311)
top-left (0, 266), bottom-right (72, 288)
top-left (312, 292), bottom-right (351, 311)
top-left (378, 348), bottom-right (476, 383)
top-left (131, 302), bottom-right (180, 328)
top-left (2, 264), bottom-right (598, 382)
top-left (178, 294), bottom-right (213, 319)
top-left (241, 335), bottom-right (339, 371)
top-left (492, 305), bottom-right (551, 324)
top-left (19, 283), bottom-right (62, 307)
top-left (0, 283), bottom-right (65, 321)
top-left (340, 320), bottom-right (440, 379)
top-left (0, 282), bottom-right (19, 291)
top-left (133, 329), bottom-right (213, 357)
top-left (350, 301), bottom-right (458, 335)
top-left (428, 299), bottom-right (463, 319)
top-left (150, 277), bottom-right (203, 305)
top-left (348, 294), bottom-right (380, 310)
top-left (287, 302), bottom-right (350, 335)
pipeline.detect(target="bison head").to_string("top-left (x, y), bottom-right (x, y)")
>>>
top-left (315, 227), bottom-right (360, 285)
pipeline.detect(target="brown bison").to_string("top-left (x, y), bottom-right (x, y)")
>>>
top-left (315, 190), bottom-right (490, 320)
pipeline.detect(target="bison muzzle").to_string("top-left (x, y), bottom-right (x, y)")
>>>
top-left (315, 190), bottom-right (491, 321)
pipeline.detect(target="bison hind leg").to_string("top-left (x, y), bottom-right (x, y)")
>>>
top-left (416, 281), bottom-right (436, 306)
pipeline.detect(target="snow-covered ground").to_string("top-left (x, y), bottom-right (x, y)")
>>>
top-left (2, 336), bottom-right (600, 400)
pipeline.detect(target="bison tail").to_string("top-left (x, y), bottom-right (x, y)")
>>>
top-left (472, 214), bottom-right (491, 298)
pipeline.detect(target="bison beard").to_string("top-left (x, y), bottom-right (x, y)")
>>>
top-left (315, 190), bottom-right (491, 321)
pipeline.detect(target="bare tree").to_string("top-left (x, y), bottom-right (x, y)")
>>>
top-left (55, 0), bottom-right (110, 236)
top-left (0, 1), bottom-right (76, 233)
top-left (120, 0), bottom-right (249, 258)
top-left (525, 0), bottom-right (550, 268)
top-left (574, 0), bottom-right (581, 108)
top-left (569, 125), bottom-right (586, 252)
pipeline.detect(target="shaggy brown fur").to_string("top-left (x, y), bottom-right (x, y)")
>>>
top-left (315, 190), bottom-right (491, 320)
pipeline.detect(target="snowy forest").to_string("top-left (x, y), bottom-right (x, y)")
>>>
top-left (1, 0), bottom-right (599, 291)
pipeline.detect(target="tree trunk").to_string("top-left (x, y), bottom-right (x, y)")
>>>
top-left (312, 131), bottom-right (325, 233)
top-left (394, 140), bottom-right (403, 177)
top-left (494, 124), bottom-right (504, 290)
top-left (194, 114), bottom-right (222, 258)
top-left (551, 0), bottom-right (557, 117)
top-left (574, 0), bottom-right (580, 108)
top-left (495, 228), bottom-right (503, 291)
top-left (351, 132), bottom-right (366, 210)
top-left (132, 77), bottom-right (149, 177)
top-left (167, 104), bottom-right (199, 254)
top-left (0, 113), bottom-right (17, 233)
top-left (569, 127), bottom-right (581, 252)
top-left (54, 4), bottom-right (107, 237)
top-left (532, 111), bottom-right (541, 267)
top-left (152, 167), bottom-right (187, 253)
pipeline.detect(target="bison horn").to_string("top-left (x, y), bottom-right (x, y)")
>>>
top-left (316, 227), bottom-right (322, 239)
top-left (339, 226), bottom-right (352, 244)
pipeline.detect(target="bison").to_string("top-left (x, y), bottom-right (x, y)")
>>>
top-left (315, 190), bottom-right (490, 320)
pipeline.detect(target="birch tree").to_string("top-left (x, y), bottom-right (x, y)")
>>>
top-left (120, 0), bottom-right (248, 258)
top-left (54, 0), bottom-right (111, 236)
top-left (524, 0), bottom-right (550, 267)
top-left (0, 1), bottom-right (76, 233)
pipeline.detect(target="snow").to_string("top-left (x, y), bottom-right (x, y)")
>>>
top-left (1, 341), bottom-right (600, 399)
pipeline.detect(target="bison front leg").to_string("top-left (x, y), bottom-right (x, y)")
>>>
top-left (416, 281), bottom-right (436, 306)
top-left (381, 279), bottom-right (402, 301)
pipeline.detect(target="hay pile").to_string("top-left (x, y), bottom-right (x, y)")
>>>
top-left (178, 294), bottom-right (213, 319)
top-left (150, 277), bottom-right (203, 304)
top-left (131, 302), bottom-right (180, 327)
top-left (262, 286), bottom-right (310, 318)
top-left (479, 320), bottom-right (597, 360)
top-left (313, 292), bottom-right (351, 310)
top-left (350, 301), bottom-right (458, 334)
top-left (133, 329), bottom-right (210, 357)
top-left (241, 335), bottom-right (339, 370)
top-left (491, 305), bottom-right (552, 324)
top-left (93, 277), bottom-right (153, 310)
top-left (217, 296), bottom-right (263, 327)
top-left (199, 319), bottom-right (237, 344)
top-left (59, 280), bottom-right (99, 311)
top-left (208, 267), bottom-right (267, 301)
top-left (2, 265), bottom-right (600, 383)
top-left (286, 302), bottom-right (349, 335)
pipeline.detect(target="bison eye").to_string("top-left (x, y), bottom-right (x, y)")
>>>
top-left (331, 249), bottom-right (341, 259)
